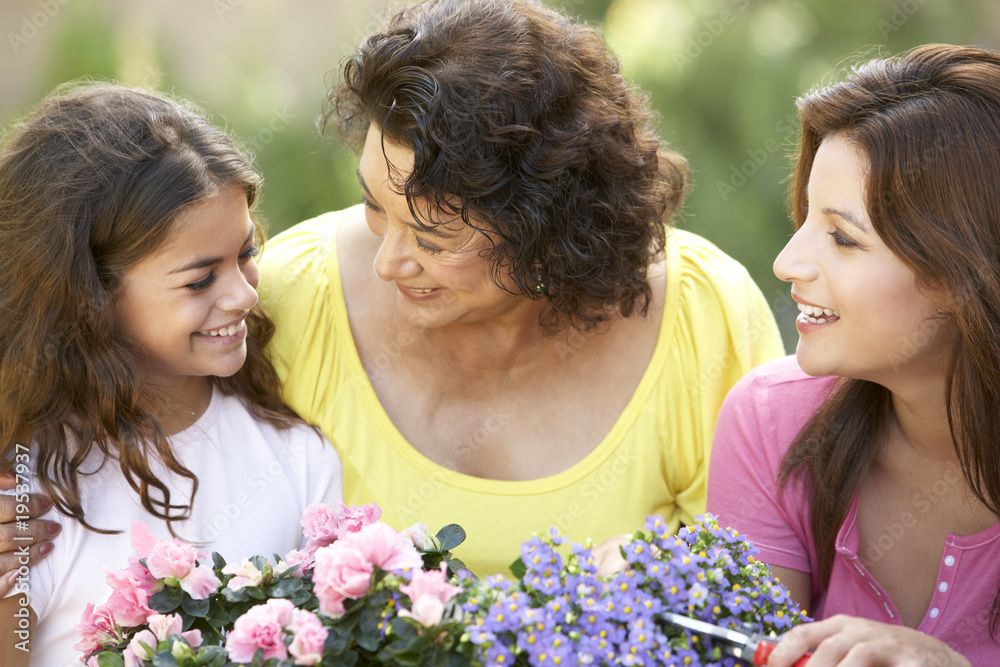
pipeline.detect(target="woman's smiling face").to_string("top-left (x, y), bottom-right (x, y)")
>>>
top-left (357, 123), bottom-right (535, 330)
top-left (773, 133), bottom-right (952, 384)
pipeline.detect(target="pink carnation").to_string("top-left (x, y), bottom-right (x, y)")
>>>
top-left (312, 522), bottom-right (422, 617)
top-left (288, 609), bottom-right (328, 665)
top-left (74, 603), bottom-right (120, 656)
top-left (147, 612), bottom-right (202, 646)
top-left (339, 521), bottom-right (423, 573)
top-left (277, 548), bottom-right (314, 578)
top-left (146, 540), bottom-right (200, 580)
top-left (126, 629), bottom-right (158, 663)
top-left (301, 501), bottom-right (381, 550)
top-left (180, 564), bottom-right (221, 599)
top-left (130, 521), bottom-right (159, 559)
top-left (141, 530), bottom-right (220, 599)
top-left (226, 599), bottom-right (295, 663)
top-left (103, 566), bottom-right (154, 627)
top-left (223, 558), bottom-right (265, 590)
top-left (399, 563), bottom-right (462, 627)
top-left (312, 543), bottom-right (374, 617)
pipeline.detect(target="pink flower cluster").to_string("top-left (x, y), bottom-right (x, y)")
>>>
top-left (77, 502), bottom-right (448, 665)
top-left (75, 522), bottom-right (218, 657)
top-left (226, 598), bottom-right (327, 666)
top-left (399, 563), bottom-right (463, 627)
top-left (124, 614), bottom-right (202, 667)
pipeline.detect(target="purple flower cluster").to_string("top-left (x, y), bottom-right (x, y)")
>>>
top-left (466, 515), bottom-right (808, 667)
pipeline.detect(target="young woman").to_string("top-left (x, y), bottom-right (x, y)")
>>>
top-left (708, 44), bottom-right (1000, 666)
top-left (0, 83), bottom-right (342, 666)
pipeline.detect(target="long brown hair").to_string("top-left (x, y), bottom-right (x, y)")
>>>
top-left (326, 0), bottom-right (689, 333)
top-left (779, 44), bottom-right (1000, 632)
top-left (0, 82), bottom-right (297, 534)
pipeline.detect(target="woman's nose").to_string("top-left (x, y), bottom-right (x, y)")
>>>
top-left (373, 224), bottom-right (420, 282)
top-left (773, 226), bottom-right (818, 284)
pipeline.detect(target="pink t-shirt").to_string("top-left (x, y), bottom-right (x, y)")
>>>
top-left (707, 355), bottom-right (1000, 666)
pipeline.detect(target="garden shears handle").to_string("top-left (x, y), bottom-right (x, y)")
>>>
top-left (752, 637), bottom-right (811, 666)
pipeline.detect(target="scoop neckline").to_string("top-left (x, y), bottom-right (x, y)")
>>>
top-left (329, 206), bottom-right (683, 494)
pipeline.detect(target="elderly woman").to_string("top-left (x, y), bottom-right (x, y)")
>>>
top-left (256, 0), bottom-right (782, 575)
top-left (2, 0), bottom-right (782, 579)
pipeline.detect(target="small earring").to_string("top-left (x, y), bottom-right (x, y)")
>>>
top-left (534, 279), bottom-right (546, 294)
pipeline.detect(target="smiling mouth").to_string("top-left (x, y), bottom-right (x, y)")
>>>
top-left (196, 320), bottom-right (245, 337)
top-left (797, 303), bottom-right (840, 324)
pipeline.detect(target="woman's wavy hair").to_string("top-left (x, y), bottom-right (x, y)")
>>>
top-left (779, 44), bottom-right (1000, 634)
top-left (326, 0), bottom-right (689, 332)
top-left (0, 82), bottom-right (298, 534)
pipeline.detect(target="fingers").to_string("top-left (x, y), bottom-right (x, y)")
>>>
top-left (767, 616), bottom-right (850, 666)
top-left (592, 533), bottom-right (632, 577)
top-left (767, 615), bottom-right (974, 667)
top-left (0, 541), bottom-right (54, 597)
top-left (0, 491), bottom-right (53, 523)
top-left (0, 516), bottom-right (60, 573)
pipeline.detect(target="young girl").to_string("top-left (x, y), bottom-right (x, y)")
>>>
top-left (708, 45), bottom-right (1000, 666)
top-left (0, 83), bottom-right (343, 667)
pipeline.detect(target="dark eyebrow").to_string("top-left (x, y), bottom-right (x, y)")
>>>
top-left (170, 226), bottom-right (256, 274)
top-left (822, 206), bottom-right (871, 233)
top-left (356, 169), bottom-right (451, 238)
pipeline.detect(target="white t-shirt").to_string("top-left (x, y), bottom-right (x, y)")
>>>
top-left (23, 389), bottom-right (343, 666)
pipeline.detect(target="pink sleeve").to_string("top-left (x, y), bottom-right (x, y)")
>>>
top-left (707, 357), bottom-right (831, 575)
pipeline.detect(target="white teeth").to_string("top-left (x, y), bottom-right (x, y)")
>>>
top-left (198, 320), bottom-right (243, 337)
top-left (796, 303), bottom-right (840, 323)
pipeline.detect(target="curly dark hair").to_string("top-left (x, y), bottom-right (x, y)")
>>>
top-left (325, 0), bottom-right (689, 332)
top-left (0, 82), bottom-right (298, 535)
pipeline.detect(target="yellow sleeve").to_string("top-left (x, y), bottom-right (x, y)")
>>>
top-left (258, 210), bottom-right (350, 426)
top-left (666, 230), bottom-right (786, 527)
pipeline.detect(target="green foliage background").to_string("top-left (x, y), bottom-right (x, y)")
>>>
top-left (2, 0), bottom-right (995, 347)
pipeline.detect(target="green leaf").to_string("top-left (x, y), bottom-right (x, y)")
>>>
top-left (509, 557), bottom-right (527, 580)
top-left (96, 652), bottom-right (126, 667)
top-left (206, 606), bottom-right (230, 629)
top-left (181, 595), bottom-right (211, 618)
top-left (435, 524), bottom-right (466, 551)
top-left (446, 557), bottom-right (470, 579)
top-left (211, 552), bottom-right (227, 571)
top-left (221, 586), bottom-right (250, 603)
top-left (268, 576), bottom-right (303, 597)
top-left (150, 587), bottom-right (184, 613)
top-left (151, 650), bottom-right (180, 666)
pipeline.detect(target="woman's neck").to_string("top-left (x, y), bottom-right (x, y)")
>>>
top-left (887, 373), bottom-right (954, 461)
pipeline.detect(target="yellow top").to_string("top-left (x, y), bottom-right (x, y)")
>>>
top-left (259, 206), bottom-right (785, 576)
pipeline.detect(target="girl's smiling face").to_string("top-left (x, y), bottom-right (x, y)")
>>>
top-left (773, 133), bottom-right (952, 384)
top-left (116, 187), bottom-right (260, 392)
top-left (357, 124), bottom-right (536, 330)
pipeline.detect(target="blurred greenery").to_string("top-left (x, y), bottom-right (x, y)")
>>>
top-left (2, 0), bottom-right (996, 348)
